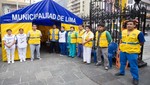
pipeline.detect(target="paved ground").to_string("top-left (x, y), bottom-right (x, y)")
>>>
top-left (0, 31), bottom-right (150, 85)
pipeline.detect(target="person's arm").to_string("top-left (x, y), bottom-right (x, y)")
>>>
top-left (138, 32), bottom-right (145, 45)
top-left (10, 35), bottom-right (16, 47)
top-left (83, 32), bottom-right (94, 44)
top-left (3, 36), bottom-right (8, 47)
top-left (106, 31), bottom-right (112, 44)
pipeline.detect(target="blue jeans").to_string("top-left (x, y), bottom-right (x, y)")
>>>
top-left (77, 44), bottom-right (83, 58)
top-left (59, 43), bottom-right (67, 55)
top-left (120, 52), bottom-right (139, 80)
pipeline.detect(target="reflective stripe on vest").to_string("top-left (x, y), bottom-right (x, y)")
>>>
top-left (84, 31), bottom-right (93, 48)
top-left (49, 29), bottom-right (59, 40)
top-left (77, 29), bottom-right (85, 44)
top-left (70, 31), bottom-right (77, 43)
top-left (28, 30), bottom-right (41, 44)
top-left (119, 29), bottom-right (141, 53)
top-left (95, 31), bottom-right (109, 47)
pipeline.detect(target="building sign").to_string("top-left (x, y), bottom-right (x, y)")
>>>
top-left (12, 12), bottom-right (76, 23)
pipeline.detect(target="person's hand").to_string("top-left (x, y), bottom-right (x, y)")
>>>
top-left (82, 42), bottom-right (86, 45)
top-left (117, 49), bottom-right (120, 54)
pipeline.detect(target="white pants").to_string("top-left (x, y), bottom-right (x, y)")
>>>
top-left (18, 48), bottom-right (27, 61)
top-left (83, 46), bottom-right (92, 63)
top-left (30, 44), bottom-right (40, 60)
top-left (6, 48), bottom-right (15, 63)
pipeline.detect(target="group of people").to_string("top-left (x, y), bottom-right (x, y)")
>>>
top-left (3, 24), bottom-right (42, 64)
top-left (3, 19), bottom-right (145, 85)
top-left (48, 24), bottom-right (112, 70)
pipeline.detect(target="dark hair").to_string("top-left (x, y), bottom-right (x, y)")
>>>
top-left (97, 23), bottom-right (105, 27)
top-left (85, 25), bottom-right (91, 30)
top-left (79, 24), bottom-right (84, 27)
top-left (70, 26), bottom-right (75, 30)
top-left (126, 20), bottom-right (136, 25)
top-left (19, 28), bottom-right (24, 31)
top-left (32, 24), bottom-right (37, 26)
top-left (6, 29), bottom-right (12, 32)
top-left (61, 26), bottom-right (65, 29)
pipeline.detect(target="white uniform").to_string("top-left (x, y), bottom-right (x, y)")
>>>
top-left (3, 34), bottom-right (16, 63)
top-left (59, 31), bottom-right (66, 43)
top-left (16, 33), bottom-right (27, 62)
top-left (82, 31), bottom-right (94, 63)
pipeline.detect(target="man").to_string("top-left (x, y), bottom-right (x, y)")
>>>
top-left (115, 20), bottom-right (145, 85)
top-left (28, 24), bottom-right (42, 61)
top-left (95, 23), bottom-right (112, 70)
top-left (77, 25), bottom-right (85, 58)
top-left (16, 28), bottom-right (27, 62)
top-left (49, 24), bottom-right (59, 53)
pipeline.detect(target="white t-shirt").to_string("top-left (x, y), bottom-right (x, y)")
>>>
top-left (16, 33), bottom-right (27, 48)
top-left (59, 31), bottom-right (66, 43)
top-left (3, 34), bottom-right (16, 49)
top-left (82, 31), bottom-right (94, 43)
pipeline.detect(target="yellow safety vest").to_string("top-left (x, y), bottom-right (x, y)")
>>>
top-left (49, 28), bottom-right (59, 40)
top-left (69, 31), bottom-right (77, 43)
top-left (119, 29), bottom-right (141, 53)
top-left (84, 31), bottom-right (93, 48)
top-left (95, 31), bottom-right (109, 47)
top-left (77, 29), bottom-right (85, 44)
top-left (28, 30), bottom-right (41, 44)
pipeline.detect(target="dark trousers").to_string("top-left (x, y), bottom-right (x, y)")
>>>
top-left (50, 41), bottom-right (60, 53)
top-left (59, 43), bottom-right (67, 55)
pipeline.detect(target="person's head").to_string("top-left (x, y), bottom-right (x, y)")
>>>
top-left (6, 29), bottom-right (12, 35)
top-left (78, 25), bottom-right (84, 31)
top-left (32, 24), bottom-right (37, 31)
top-left (126, 20), bottom-right (136, 31)
top-left (97, 23), bottom-right (105, 31)
top-left (19, 28), bottom-right (24, 34)
top-left (70, 26), bottom-right (75, 31)
top-left (61, 26), bottom-right (65, 31)
top-left (85, 25), bottom-right (91, 32)
top-left (53, 24), bottom-right (57, 29)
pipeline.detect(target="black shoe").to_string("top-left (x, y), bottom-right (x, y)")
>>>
top-left (115, 72), bottom-right (124, 76)
top-left (133, 79), bottom-right (139, 85)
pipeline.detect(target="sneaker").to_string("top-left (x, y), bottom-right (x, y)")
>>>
top-left (133, 79), bottom-right (139, 85)
top-left (20, 59), bottom-right (22, 62)
top-left (105, 66), bottom-right (108, 70)
top-left (31, 59), bottom-right (33, 61)
top-left (60, 55), bottom-right (63, 56)
top-left (23, 59), bottom-right (26, 62)
top-left (8, 61), bottom-right (10, 64)
top-left (38, 58), bottom-right (42, 60)
top-left (12, 61), bottom-right (14, 64)
top-left (115, 72), bottom-right (124, 76)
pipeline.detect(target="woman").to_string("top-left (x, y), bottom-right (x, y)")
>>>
top-left (68, 26), bottom-right (77, 58)
top-left (82, 26), bottom-right (94, 64)
top-left (59, 26), bottom-right (67, 56)
top-left (3, 29), bottom-right (16, 64)
top-left (16, 28), bottom-right (27, 62)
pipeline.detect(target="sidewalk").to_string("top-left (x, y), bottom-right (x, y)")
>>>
top-left (0, 32), bottom-right (149, 85)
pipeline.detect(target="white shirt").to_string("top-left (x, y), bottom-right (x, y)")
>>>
top-left (59, 31), bottom-right (66, 43)
top-left (82, 31), bottom-right (94, 43)
top-left (16, 33), bottom-right (27, 48)
top-left (3, 34), bottom-right (16, 49)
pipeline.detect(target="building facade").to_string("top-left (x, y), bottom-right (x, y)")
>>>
top-left (53, 0), bottom-right (68, 8)
top-left (127, 0), bottom-right (150, 25)
top-left (67, 0), bottom-right (90, 17)
top-left (0, 0), bottom-right (35, 16)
